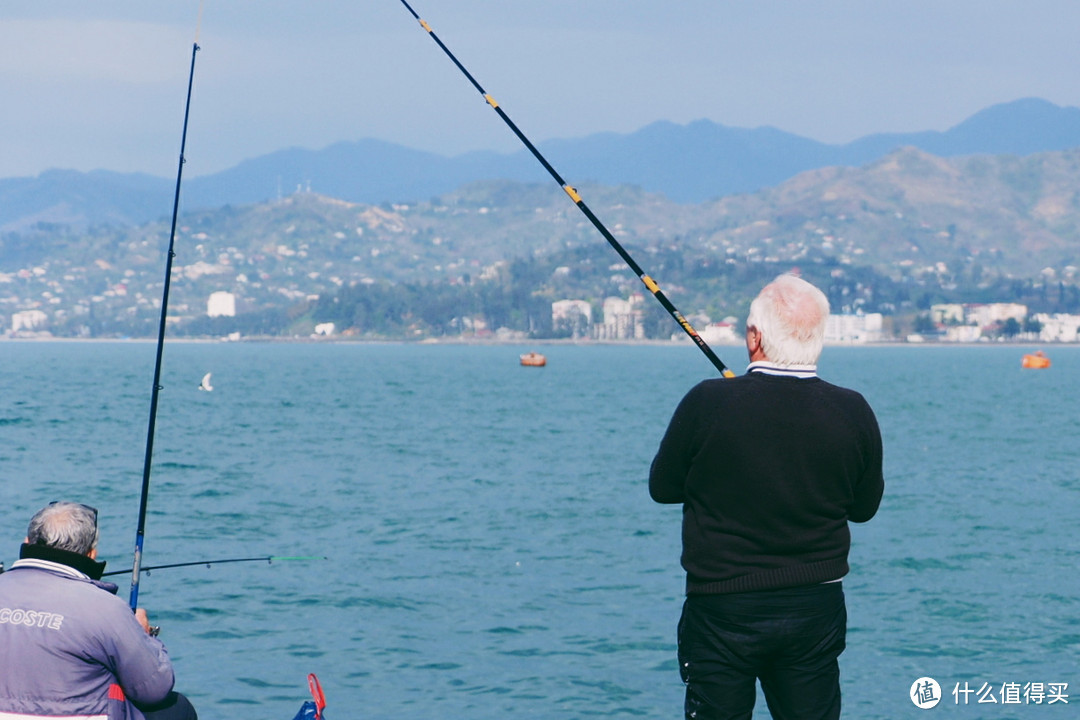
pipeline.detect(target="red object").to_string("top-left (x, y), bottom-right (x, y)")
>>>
top-left (520, 352), bottom-right (546, 367)
top-left (307, 674), bottom-right (326, 719)
top-left (1021, 350), bottom-right (1051, 369)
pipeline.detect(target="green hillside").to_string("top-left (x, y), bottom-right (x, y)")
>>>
top-left (2, 147), bottom-right (1078, 339)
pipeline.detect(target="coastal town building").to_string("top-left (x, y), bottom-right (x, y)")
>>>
top-left (944, 324), bottom-right (984, 343)
top-left (11, 309), bottom-right (48, 334)
top-left (928, 302), bottom-right (1035, 342)
top-left (207, 291), bottom-right (236, 318)
top-left (596, 294), bottom-right (645, 340)
top-left (698, 322), bottom-right (739, 345)
top-left (931, 304), bottom-right (965, 324)
top-left (551, 299), bottom-right (592, 339)
top-left (931, 302), bottom-right (1027, 329)
top-left (967, 303), bottom-right (1027, 327)
top-left (824, 313), bottom-right (884, 343)
top-left (1035, 313), bottom-right (1080, 342)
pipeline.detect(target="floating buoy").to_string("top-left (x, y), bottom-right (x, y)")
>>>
top-left (1021, 351), bottom-right (1051, 369)
top-left (520, 352), bottom-right (546, 367)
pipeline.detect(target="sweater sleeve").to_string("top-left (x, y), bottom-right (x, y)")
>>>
top-left (100, 599), bottom-right (176, 706)
top-left (649, 384), bottom-right (704, 504)
top-left (848, 402), bottom-right (885, 523)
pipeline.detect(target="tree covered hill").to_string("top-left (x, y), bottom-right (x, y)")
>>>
top-left (3, 146), bottom-right (1079, 339)
top-left (694, 146), bottom-right (1080, 277)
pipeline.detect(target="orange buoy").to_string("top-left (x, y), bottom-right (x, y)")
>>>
top-left (1021, 350), bottom-right (1051, 369)
top-left (520, 352), bottom-right (546, 367)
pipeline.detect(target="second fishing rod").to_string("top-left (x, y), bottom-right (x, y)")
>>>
top-left (398, 0), bottom-right (735, 379)
top-left (131, 35), bottom-right (200, 613)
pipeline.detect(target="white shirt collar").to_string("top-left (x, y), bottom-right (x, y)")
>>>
top-left (747, 360), bottom-right (818, 379)
top-left (10, 557), bottom-right (91, 579)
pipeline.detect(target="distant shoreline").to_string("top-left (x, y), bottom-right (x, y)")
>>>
top-left (1, 335), bottom-right (1074, 349)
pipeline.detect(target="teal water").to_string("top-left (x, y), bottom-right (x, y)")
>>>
top-left (1, 342), bottom-right (1077, 718)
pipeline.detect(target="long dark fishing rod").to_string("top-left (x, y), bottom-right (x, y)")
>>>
top-left (131, 29), bottom-right (202, 612)
top-left (398, 1), bottom-right (734, 378)
top-left (104, 555), bottom-right (328, 578)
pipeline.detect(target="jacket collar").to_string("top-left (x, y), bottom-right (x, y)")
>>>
top-left (19, 543), bottom-right (107, 580)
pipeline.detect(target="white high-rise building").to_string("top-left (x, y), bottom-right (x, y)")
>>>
top-left (824, 313), bottom-right (884, 343)
top-left (207, 291), bottom-right (236, 318)
top-left (11, 309), bottom-right (48, 333)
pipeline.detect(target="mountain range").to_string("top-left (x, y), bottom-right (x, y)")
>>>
top-left (4, 97), bottom-right (1080, 233)
top-left (5, 139), bottom-right (1080, 339)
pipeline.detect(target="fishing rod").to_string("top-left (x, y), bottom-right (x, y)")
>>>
top-left (130, 29), bottom-right (202, 612)
top-left (397, 1), bottom-right (735, 378)
top-left (103, 555), bottom-right (328, 578)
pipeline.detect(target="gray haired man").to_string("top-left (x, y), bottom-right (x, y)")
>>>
top-left (0, 501), bottom-right (198, 720)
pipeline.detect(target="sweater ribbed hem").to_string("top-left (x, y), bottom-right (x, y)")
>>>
top-left (686, 558), bottom-right (849, 595)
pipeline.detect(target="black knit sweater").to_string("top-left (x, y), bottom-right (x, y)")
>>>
top-left (649, 367), bottom-right (884, 594)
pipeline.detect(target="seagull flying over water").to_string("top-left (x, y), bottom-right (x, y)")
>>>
top-left (198, 372), bottom-right (213, 392)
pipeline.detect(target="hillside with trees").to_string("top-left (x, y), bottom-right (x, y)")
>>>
top-left (2, 147), bottom-right (1079, 339)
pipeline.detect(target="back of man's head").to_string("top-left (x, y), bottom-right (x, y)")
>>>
top-left (746, 274), bottom-right (830, 366)
top-left (27, 502), bottom-right (99, 556)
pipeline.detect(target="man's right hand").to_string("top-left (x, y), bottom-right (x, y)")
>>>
top-left (134, 608), bottom-right (153, 634)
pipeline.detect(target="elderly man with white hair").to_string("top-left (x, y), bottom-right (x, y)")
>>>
top-left (650, 274), bottom-right (885, 720)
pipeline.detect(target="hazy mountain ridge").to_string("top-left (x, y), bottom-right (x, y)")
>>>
top-left (4, 98), bottom-right (1080, 233)
top-left (7, 146), bottom-right (1080, 282)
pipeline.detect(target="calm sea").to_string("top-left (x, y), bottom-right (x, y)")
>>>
top-left (1, 341), bottom-right (1077, 719)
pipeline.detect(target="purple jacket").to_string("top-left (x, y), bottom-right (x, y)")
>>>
top-left (0, 547), bottom-right (176, 720)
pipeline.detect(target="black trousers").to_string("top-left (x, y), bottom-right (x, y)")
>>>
top-left (677, 583), bottom-right (846, 720)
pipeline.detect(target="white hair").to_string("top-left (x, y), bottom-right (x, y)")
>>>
top-left (27, 502), bottom-right (99, 555)
top-left (746, 274), bottom-right (830, 366)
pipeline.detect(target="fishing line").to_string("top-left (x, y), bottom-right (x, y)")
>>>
top-left (103, 555), bottom-right (328, 578)
top-left (397, 1), bottom-right (735, 377)
top-left (130, 23), bottom-right (202, 612)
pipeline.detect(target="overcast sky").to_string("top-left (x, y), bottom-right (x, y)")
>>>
top-left (3, 1), bottom-right (1080, 180)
